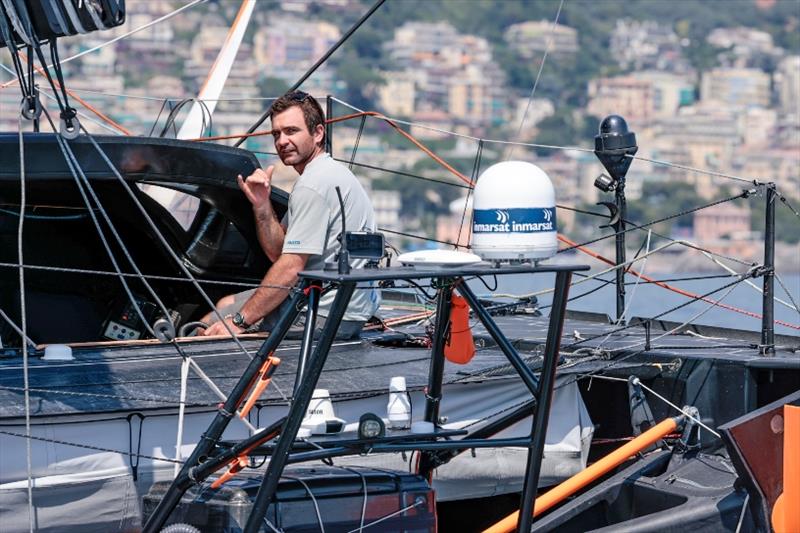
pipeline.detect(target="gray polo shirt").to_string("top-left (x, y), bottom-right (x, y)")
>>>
top-left (282, 153), bottom-right (380, 321)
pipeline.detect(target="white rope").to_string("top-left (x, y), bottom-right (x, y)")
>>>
top-left (584, 374), bottom-right (721, 438)
top-left (281, 475), bottom-right (325, 533)
top-left (609, 278), bottom-right (743, 355)
top-left (627, 153), bottom-right (757, 185)
top-left (775, 273), bottom-right (800, 315)
top-left (0, 305), bottom-right (36, 348)
top-left (174, 357), bottom-right (190, 478)
top-left (488, 239), bottom-right (694, 300)
top-left (508, 0), bottom-right (565, 159)
top-left (735, 493), bottom-right (750, 533)
top-left (345, 498), bottom-right (425, 532)
top-left (18, 115), bottom-right (34, 533)
top-left (701, 250), bottom-right (798, 312)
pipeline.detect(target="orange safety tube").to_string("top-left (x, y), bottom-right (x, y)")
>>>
top-left (772, 404), bottom-right (800, 533)
top-left (483, 416), bottom-right (680, 533)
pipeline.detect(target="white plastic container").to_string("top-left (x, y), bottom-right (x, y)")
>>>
top-left (470, 161), bottom-right (558, 261)
top-left (43, 344), bottom-right (74, 361)
top-left (301, 389), bottom-right (344, 435)
top-left (387, 376), bottom-right (411, 429)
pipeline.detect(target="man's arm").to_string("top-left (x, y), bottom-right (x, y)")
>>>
top-left (238, 167), bottom-right (285, 262)
top-left (202, 252), bottom-right (309, 337)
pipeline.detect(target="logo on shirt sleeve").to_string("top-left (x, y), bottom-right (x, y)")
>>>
top-left (287, 240), bottom-right (301, 245)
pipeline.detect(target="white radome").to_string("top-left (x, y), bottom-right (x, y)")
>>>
top-left (470, 161), bottom-right (558, 262)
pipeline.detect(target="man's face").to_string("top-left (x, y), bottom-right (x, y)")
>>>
top-left (271, 106), bottom-right (323, 169)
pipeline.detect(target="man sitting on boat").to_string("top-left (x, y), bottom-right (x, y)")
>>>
top-left (202, 91), bottom-right (379, 339)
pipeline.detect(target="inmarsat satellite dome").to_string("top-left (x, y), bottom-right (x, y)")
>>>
top-left (470, 161), bottom-right (558, 262)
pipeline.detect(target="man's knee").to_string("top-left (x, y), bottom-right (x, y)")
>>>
top-left (216, 294), bottom-right (235, 310)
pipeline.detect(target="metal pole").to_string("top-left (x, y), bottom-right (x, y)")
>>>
top-left (458, 283), bottom-right (541, 397)
top-left (326, 95), bottom-right (333, 156)
top-left (294, 281), bottom-right (321, 391)
top-left (418, 278), bottom-right (454, 478)
top-left (615, 179), bottom-right (627, 323)
top-left (516, 270), bottom-right (573, 533)
top-left (244, 281), bottom-right (357, 533)
top-left (761, 184), bottom-right (775, 355)
top-left (142, 286), bottom-right (308, 533)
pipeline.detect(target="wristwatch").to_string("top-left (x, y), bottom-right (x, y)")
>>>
top-left (232, 311), bottom-right (251, 329)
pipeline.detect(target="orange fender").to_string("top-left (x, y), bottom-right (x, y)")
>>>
top-left (444, 294), bottom-right (475, 364)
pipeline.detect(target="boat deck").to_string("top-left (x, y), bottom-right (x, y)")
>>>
top-left (0, 313), bottom-right (796, 419)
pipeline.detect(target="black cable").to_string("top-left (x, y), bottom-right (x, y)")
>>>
top-left (234, 0), bottom-right (387, 147)
top-left (349, 115), bottom-right (367, 170)
top-left (405, 279), bottom-right (437, 301)
top-left (149, 98), bottom-right (171, 137)
top-left (471, 275), bottom-right (497, 292)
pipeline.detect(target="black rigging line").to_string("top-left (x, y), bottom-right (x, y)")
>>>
top-left (148, 98), bottom-right (171, 137)
top-left (379, 227), bottom-right (461, 248)
top-left (778, 192), bottom-right (800, 219)
top-left (558, 204), bottom-right (608, 218)
top-left (349, 114), bottom-right (367, 170)
top-left (456, 139), bottom-right (482, 250)
top-left (234, 0), bottom-right (387, 147)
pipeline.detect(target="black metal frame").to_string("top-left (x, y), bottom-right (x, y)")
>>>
top-left (760, 183), bottom-right (775, 355)
top-left (144, 263), bottom-right (586, 533)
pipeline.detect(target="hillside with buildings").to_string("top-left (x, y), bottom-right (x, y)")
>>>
top-left (0, 0), bottom-right (797, 270)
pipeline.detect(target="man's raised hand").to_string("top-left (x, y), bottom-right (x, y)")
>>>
top-left (238, 166), bottom-right (274, 212)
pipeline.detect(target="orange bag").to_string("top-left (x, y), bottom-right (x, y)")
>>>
top-left (444, 294), bottom-right (475, 364)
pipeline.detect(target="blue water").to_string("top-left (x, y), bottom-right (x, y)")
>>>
top-left (474, 271), bottom-right (800, 337)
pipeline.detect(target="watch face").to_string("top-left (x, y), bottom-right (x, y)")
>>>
top-left (233, 312), bottom-right (245, 327)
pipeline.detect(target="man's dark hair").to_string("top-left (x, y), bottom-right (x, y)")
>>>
top-left (269, 91), bottom-right (326, 148)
